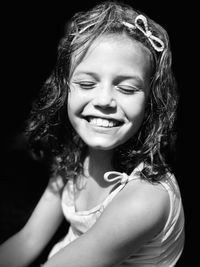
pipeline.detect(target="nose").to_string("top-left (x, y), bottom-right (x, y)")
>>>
top-left (92, 85), bottom-right (117, 108)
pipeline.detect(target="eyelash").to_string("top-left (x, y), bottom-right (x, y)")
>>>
top-left (74, 82), bottom-right (140, 94)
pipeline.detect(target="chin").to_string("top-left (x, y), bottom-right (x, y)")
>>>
top-left (88, 144), bottom-right (116, 151)
top-left (82, 137), bottom-right (127, 151)
top-left (85, 142), bottom-right (116, 151)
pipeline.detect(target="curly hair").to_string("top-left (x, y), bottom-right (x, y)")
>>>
top-left (25, 0), bottom-right (178, 183)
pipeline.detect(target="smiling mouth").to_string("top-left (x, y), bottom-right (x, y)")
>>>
top-left (85, 116), bottom-right (123, 128)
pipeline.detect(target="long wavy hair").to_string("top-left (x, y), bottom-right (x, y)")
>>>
top-left (26, 1), bottom-right (178, 183)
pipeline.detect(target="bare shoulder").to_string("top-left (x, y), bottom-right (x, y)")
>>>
top-left (103, 177), bottom-right (170, 237)
top-left (119, 177), bottom-right (170, 212)
top-left (96, 177), bottom-right (170, 240)
top-left (115, 177), bottom-right (170, 222)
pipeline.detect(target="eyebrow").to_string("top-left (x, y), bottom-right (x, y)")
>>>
top-left (73, 71), bottom-right (99, 79)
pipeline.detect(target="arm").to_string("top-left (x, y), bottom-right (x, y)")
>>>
top-left (42, 180), bottom-right (170, 267)
top-left (0, 175), bottom-right (65, 267)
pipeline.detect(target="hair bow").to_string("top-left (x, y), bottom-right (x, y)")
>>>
top-left (134, 15), bottom-right (165, 52)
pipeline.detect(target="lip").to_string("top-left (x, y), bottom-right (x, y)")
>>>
top-left (86, 121), bottom-right (122, 134)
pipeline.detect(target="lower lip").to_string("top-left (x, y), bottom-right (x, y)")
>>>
top-left (86, 121), bottom-right (122, 133)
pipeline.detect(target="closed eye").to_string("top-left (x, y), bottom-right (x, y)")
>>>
top-left (73, 81), bottom-right (96, 90)
top-left (116, 85), bottom-right (141, 95)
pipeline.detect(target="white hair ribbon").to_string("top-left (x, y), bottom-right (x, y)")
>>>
top-left (134, 15), bottom-right (165, 52)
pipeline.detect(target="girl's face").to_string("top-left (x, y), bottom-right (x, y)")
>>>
top-left (68, 34), bottom-right (152, 151)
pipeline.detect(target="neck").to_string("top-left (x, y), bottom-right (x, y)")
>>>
top-left (85, 148), bottom-right (114, 186)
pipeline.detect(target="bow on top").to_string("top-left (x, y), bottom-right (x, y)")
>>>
top-left (122, 14), bottom-right (165, 52)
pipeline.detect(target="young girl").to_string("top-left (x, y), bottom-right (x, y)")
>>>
top-left (0, 1), bottom-right (184, 266)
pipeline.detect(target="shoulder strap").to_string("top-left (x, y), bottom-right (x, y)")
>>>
top-left (104, 162), bottom-right (144, 184)
top-left (101, 163), bottom-right (144, 209)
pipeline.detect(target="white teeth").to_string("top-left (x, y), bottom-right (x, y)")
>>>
top-left (91, 118), bottom-right (97, 125)
top-left (102, 120), bottom-right (109, 127)
top-left (108, 121), bottom-right (114, 127)
top-left (89, 117), bottom-right (118, 127)
top-left (97, 118), bottom-right (103, 126)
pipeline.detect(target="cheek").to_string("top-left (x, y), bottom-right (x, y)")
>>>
top-left (67, 90), bottom-right (83, 115)
top-left (67, 92), bottom-right (78, 128)
top-left (67, 90), bottom-right (88, 129)
top-left (67, 86), bottom-right (92, 111)
top-left (123, 95), bottom-right (147, 123)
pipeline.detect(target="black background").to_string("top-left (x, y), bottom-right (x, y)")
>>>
top-left (0, 0), bottom-right (196, 266)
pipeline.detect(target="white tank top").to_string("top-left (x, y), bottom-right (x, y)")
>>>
top-left (48, 164), bottom-right (185, 266)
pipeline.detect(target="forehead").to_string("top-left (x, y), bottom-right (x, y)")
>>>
top-left (71, 34), bottom-right (153, 80)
